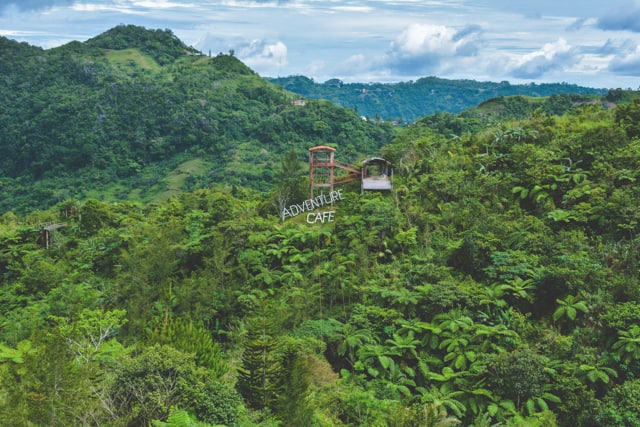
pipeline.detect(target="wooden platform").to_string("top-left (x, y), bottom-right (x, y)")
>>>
top-left (362, 176), bottom-right (393, 191)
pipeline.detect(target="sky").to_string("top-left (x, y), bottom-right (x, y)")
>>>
top-left (1, 0), bottom-right (640, 89)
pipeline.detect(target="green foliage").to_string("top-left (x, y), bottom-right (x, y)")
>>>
top-left (78, 199), bottom-right (115, 236)
top-left (0, 330), bottom-right (117, 425)
top-left (612, 325), bottom-right (640, 365)
top-left (152, 407), bottom-right (215, 427)
top-left (85, 24), bottom-right (199, 65)
top-left (193, 381), bottom-right (243, 427)
top-left (270, 76), bottom-right (606, 122)
top-left (3, 60), bottom-right (640, 427)
top-left (596, 379), bottom-right (640, 427)
top-left (487, 349), bottom-right (553, 411)
top-left (314, 377), bottom-right (407, 427)
top-left (0, 340), bottom-right (32, 364)
top-left (552, 294), bottom-right (588, 322)
top-left (553, 373), bottom-right (599, 427)
top-left (52, 307), bottom-right (127, 363)
top-left (413, 402), bottom-right (462, 426)
top-left (0, 27), bottom-right (392, 214)
top-left (600, 302), bottom-right (640, 330)
top-left (110, 344), bottom-right (208, 426)
top-left (148, 316), bottom-right (227, 378)
top-left (615, 98), bottom-right (640, 139)
top-left (272, 148), bottom-right (308, 219)
top-left (276, 342), bottom-right (317, 427)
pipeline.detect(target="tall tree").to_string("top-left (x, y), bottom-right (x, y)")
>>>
top-left (236, 312), bottom-right (283, 410)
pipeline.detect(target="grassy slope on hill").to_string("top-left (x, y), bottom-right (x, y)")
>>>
top-left (0, 26), bottom-right (393, 214)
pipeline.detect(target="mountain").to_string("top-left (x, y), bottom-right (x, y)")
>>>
top-left (0, 24), bottom-right (630, 215)
top-left (0, 25), bottom-right (393, 214)
top-left (2, 73), bottom-right (640, 426)
top-left (269, 75), bottom-right (609, 122)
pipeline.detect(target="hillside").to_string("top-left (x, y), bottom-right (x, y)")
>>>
top-left (5, 25), bottom-right (640, 426)
top-left (269, 75), bottom-right (609, 122)
top-left (2, 87), bottom-right (640, 425)
top-left (0, 25), bottom-right (393, 214)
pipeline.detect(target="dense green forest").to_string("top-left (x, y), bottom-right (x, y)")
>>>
top-left (0, 24), bottom-right (617, 215)
top-left (0, 25), bottom-right (393, 214)
top-left (268, 75), bottom-right (609, 123)
top-left (5, 95), bottom-right (640, 427)
top-left (3, 25), bottom-right (640, 427)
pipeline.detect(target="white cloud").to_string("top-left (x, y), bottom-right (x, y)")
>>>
top-left (71, 3), bottom-right (139, 14)
top-left (599, 38), bottom-right (637, 55)
top-left (508, 38), bottom-right (578, 79)
top-left (331, 5), bottom-right (373, 13)
top-left (338, 53), bottom-right (380, 76)
top-left (132, 0), bottom-right (194, 8)
top-left (0, 0), bottom-right (75, 12)
top-left (368, 23), bottom-right (483, 76)
top-left (392, 23), bottom-right (460, 56)
top-left (194, 33), bottom-right (230, 55)
top-left (609, 43), bottom-right (640, 75)
top-left (2, 0), bottom-right (640, 87)
top-left (238, 39), bottom-right (288, 70)
top-left (71, 0), bottom-right (194, 13)
top-left (300, 59), bottom-right (327, 79)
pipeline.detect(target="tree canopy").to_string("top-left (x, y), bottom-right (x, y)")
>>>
top-left (2, 24), bottom-right (640, 427)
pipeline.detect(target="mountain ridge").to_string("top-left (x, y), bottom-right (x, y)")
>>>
top-left (268, 75), bottom-right (609, 122)
top-left (0, 25), bottom-right (393, 214)
top-left (0, 25), bottom-right (628, 215)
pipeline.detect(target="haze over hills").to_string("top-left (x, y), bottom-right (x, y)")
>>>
top-left (269, 75), bottom-right (609, 123)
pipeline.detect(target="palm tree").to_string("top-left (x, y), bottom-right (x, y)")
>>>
top-left (575, 363), bottom-right (618, 388)
top-left (439, 330), bottom-right (475, 370)
top-left (397, 318), bottom-right (442, 350)
top-left (419, 401), bottom-right (462, 427)
top-left (612, 324), bottom-right (640, 364)
top-left (552, 294), bottom-right (588, 322)
top-left (502, 276), bottom-right (537, 303)
top-left (386, 330), bottom-right (420, 360)
top-left (420, 383), bottom-right (467, 419)
top-left (356, 343), bottom-right (401, 379)
top-left (336, 322), bottom-right (375, 369)
top-left (433, 308), bottom-right (474, 334)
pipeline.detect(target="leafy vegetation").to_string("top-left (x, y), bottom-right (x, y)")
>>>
top-left (0, 25), bottom-right (393, 214)
top-left (3, 24), bottom-right (640, 426)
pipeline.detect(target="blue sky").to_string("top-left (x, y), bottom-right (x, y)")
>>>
top-left (1, 0), bottom-right (639, 89)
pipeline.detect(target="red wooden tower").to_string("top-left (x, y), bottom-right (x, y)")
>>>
top-left (308, 145), bottom-right (391, 198)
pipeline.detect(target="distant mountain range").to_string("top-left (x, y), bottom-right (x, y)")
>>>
top-left (269, 75), bottom-right (609, 123)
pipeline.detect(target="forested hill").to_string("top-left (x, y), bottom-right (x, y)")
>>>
top-left (3, 72), bottom-right (640, 424)
top-left (269, 75), bottom-right (608, 122)
top-left (0, 25), bottom-right (393, 214)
